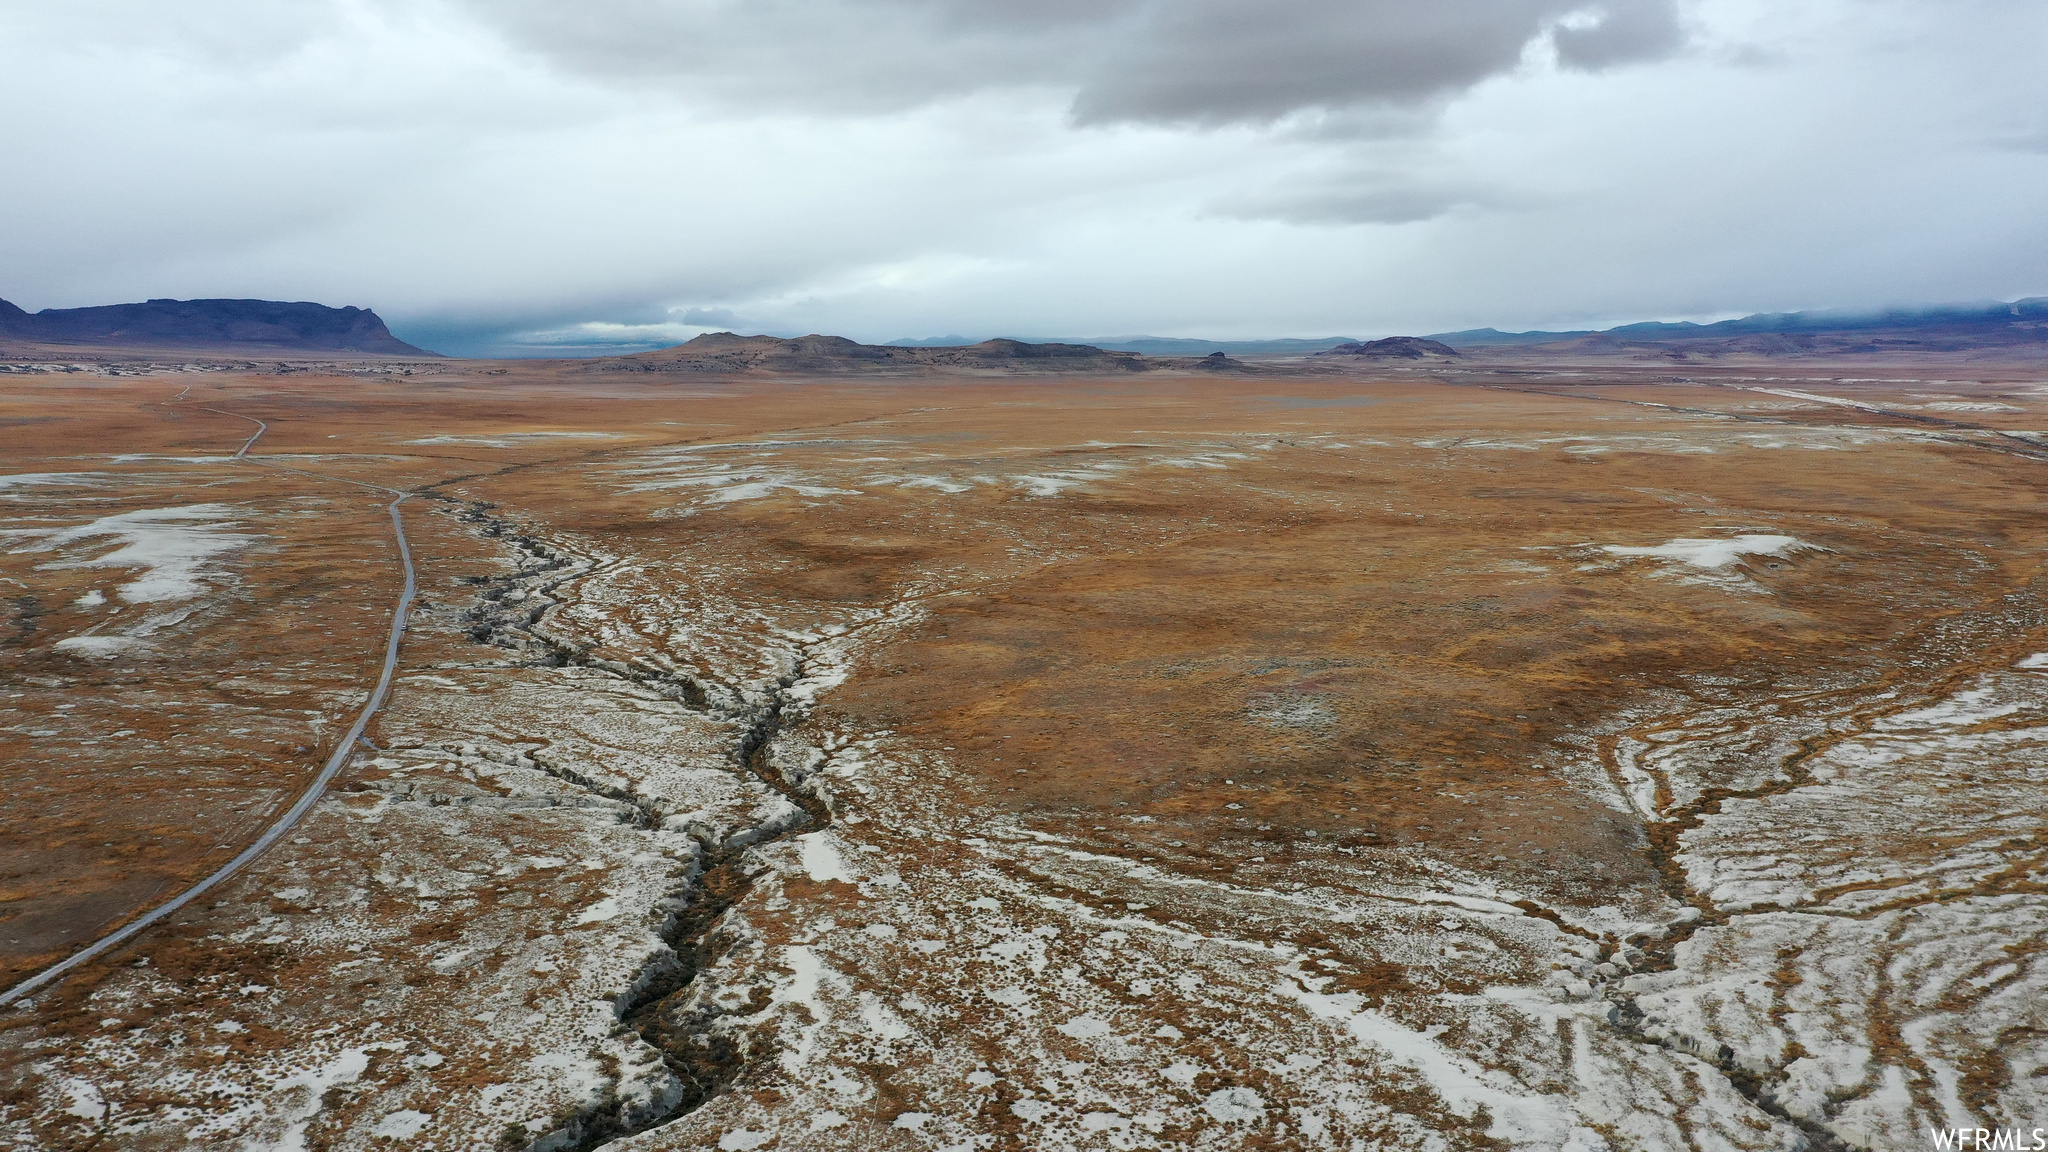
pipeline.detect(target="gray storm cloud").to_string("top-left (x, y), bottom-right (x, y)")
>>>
top-left (460, 0), bottom-right (1687, 123)
top-left (1553, 3), bottom-right (1686, 70)
top-left (1067, 1), bottom-right (1683, 125)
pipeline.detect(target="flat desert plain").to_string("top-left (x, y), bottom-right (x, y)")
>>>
top-left (3, 356), bottom-right (2047, 1151)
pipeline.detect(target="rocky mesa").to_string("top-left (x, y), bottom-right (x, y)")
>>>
top-left (0, 296), bottom-right (438, 357)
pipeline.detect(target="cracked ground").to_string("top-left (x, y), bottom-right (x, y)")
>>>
top-left (3, 356), bottom-right (2046, 1150)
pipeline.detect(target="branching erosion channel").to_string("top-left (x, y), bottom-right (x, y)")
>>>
top-left (447, 501), bottom-right (836, 1150)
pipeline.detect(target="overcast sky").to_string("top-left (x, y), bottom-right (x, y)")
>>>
top-left (4, 0), bottom-right (2045, 356)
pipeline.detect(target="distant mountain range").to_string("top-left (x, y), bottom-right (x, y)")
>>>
top-left (587, 332), bottom-right (1247, 376)
top-left (889, 334), bottom-right (1362, 356)
top-left (888, 298), bottom-right (2048, 358)
top-left (6, 294), bottom-right (2042, 363)
top-left (1316, 337), bottom-right (1460, 359)
top-left (1431, 297), bottom-right (2048, 353)
top-left (0, 297), bottom-right (437, 356)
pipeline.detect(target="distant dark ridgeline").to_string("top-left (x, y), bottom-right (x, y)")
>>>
top-left (7, 292), bottom-right (2041, 364)
top-left (889, 334), bottom-right (1366, 357)
top-left (1429, 297), bottom-right (2048, 353)
top-left (884, 298), bottom-right (2048, 360)
top-left (0, 296), bottom-right (437, 357)
top-left (1314, 336), bottom-right (1459, 359)
top-left (589, 332), bottom-right (1248, 375)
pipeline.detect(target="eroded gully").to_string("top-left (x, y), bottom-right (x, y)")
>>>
top-left (436, 499), bottom-right (836, 1150)
top-left (1429, 372), bottom-right (2048, 1148)
top-left (447, 490), bottom-right (1870, 1152)
top-left (1585, 612), bottom-right (2046, 1147)
top-left (439, 428), bottom-right (2040, 1149)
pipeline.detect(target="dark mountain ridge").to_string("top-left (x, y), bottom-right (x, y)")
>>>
top-left (0, 296), bottom-right (437, 356)
top-left (10, 293), bottom-right (2040, 364)
top-left (1425, 326), bottom-right (1597, 346)
top-left (1425, 297), bottom-right (2048, 354)
top-left (888, 334), bottom-right (1362, 356)
top-left (880, 298), bottom-right (2048, 362)
top-left (1316, 336), bottom-right (1459, 359)
top-left (1603, 297), bottom-right (2048, 339)
top-left (587, 331), bottom-right (1248, 375)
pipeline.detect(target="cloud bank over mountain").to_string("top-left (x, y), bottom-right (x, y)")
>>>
top-left (1, 1), bottom-right (2043, 355)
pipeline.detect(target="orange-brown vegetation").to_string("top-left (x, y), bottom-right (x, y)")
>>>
top-left (2, 352), bottom-right (2045, 1150)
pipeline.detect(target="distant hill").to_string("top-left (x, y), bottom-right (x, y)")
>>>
top-left (885, 298), bottom-right (2048, 362)
top-left (1084, 336), bottom-right (1363, 357)
top-left (884, 334), bottom-right (982, 348)
top-left (1425, 298), bottom-right (2048, 356)
top-left (1423, 326), bottom-right (1597, 346)
top-left (1316, 336), bottom-right (1459, 360)
top-left (0, 297), bottom-right (438, 356)
top-left (1601, 298), bottom-right (2048, 341)
top-left (588, 332), bottom-right (1249, 375)
top-left (889, 334), bottom-right (1360, 356)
